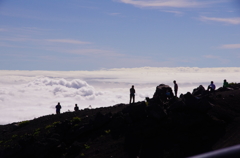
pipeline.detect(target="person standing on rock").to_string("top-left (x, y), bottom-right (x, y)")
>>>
top-left (207, 81), bottom-right (216, 92)
top-left (55, 102), bottom-right (62, 114)
top-left (74, 104), bottom-right (79, 111)
top-left (173, 80), bottom-right (178, 97)
top-left (130, 85), bottom-right (135, 104)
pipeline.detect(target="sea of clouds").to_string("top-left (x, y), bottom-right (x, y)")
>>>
top-left (0, 67), bottom-right (240, 125)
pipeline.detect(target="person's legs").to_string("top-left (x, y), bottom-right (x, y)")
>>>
top-left (130, 94), bottom-right (132, 104)
top-left (130, 94), bottom-right (135, 104)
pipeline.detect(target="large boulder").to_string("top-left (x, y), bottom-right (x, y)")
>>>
top-left (192, 85), bottom-right (206, 96)
top-left (153, 84), bottom-right (174, 101)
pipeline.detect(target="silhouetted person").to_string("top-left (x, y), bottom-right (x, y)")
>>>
top-left (207, 81), bottom-right (216, 92)
top-left (223, 79), bottom-right (229, 88)
top-left (74, 104), bottom-right (79, 111)
top-left (173, 80), bottom-right (178, 97)
top-left (55, 102), bottom-right (61, 114)
top-left (130, 85), bottom-right (135, 104)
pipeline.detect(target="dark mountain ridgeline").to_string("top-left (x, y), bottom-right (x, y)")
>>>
top-left (1, 83), bottom-right (240, 158)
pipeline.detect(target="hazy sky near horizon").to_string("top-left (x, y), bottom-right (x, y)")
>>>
top-left (1, 0), bottom-right (240, 70)
top-left (1, 67), bottom-right (240, 125)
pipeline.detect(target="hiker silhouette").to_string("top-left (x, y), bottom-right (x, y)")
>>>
top-left (74, 104), bottom-right (79, 111)
top-left (173, 80), bottom-right (178, 97)
top-left (207, 81), bottom-right (216, 92)
top-left (130, 85), bottom-right (135, 104)
top-left (223, 79), bottom-right (229, 88)
top-left (55, 102), bottom-right (62, 114)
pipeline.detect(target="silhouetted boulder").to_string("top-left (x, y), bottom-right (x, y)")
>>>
top-left (192, 85), bottom-right (206, 96)
top-left (153, 84), bottom-right (174, 101)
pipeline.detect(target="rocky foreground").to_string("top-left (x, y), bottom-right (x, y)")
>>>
top-left (1, 84), bottom-right (240, 158)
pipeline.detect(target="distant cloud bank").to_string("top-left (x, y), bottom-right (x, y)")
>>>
top-left (0, 67), bottom-right (240, 124)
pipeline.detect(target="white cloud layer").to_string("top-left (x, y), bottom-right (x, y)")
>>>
top-left (0, 67), bottom-right (240, 125)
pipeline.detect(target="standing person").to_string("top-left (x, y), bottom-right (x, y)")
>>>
top-left (55, 102), bottom-right (62, 114)
top-left (173, 80), bottom-right (178, 97)
top-left (207, 81), bottom-right (216, 92)
top-left (74, 104), bottom-right (79, 111)
top-left (130, 85), bottom-right (135, 104)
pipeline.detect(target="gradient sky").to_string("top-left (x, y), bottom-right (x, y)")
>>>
top-left (0, 0), bottom-right (240, 70)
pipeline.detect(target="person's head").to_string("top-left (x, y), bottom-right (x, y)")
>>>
top-left (211, 81), bottom-right (213, 84)
top-left (132, 85), bottom-right (134, 88)
top-left (224, 79), bottom-right (227, 82)
top-left (58, 102), bottom-right (60, 105)
top-left (75, 104), bottom-right (77, 106)
top-left (173, 80), bottom-right (176, 84)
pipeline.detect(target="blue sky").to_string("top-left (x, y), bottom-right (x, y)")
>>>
top-left (0, 0), bottom-right (240, 70)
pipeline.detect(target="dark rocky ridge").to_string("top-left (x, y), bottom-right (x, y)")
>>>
top-left (1, 84), bottom-right (240, 158)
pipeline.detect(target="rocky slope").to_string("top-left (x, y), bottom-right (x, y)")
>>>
top-left (1, 84), bottom-right (240, 158)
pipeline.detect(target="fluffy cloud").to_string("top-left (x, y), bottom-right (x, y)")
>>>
top-left (0, 77), bottom-right (102, 124)
top-left (30, 78), bottom-right (91, 89)
top-left (26, 78), bottom-right (97, 101)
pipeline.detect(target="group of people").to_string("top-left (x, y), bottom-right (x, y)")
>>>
top-left (129, 79), bottom-right (229, 104)
top-left (129, 80), bottom-right (178, 104)
top-left (56, 79), bottom-right (230, 114)
top-left (55, 103), bottom-right (79, 114)
top-left (206, 79), bottom-right (229, 92)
